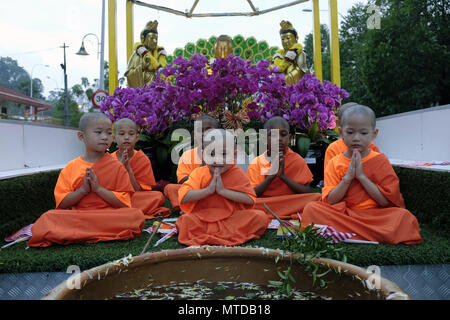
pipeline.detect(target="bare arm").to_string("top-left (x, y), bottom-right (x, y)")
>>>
top-left (216, 170), bottom-right (254, 205)
top-left (117, 150), bottom-right (142, 191)
top-left (254, 175), bottom-right (276, 197)
top-left (58, 170), bottom-right (90, 209)
top-left (58, 188), bottom-right (90, 209)
top-left (180, 173), bottom-right (216, 204)
top-left (280, 174), bottom-right (311, 194)
top-left (326, 152), bottom-right (356, 205)
top-left (87, 168), bottom-right (128, 208)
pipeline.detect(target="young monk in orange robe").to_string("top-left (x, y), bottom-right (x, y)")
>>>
top-left (302, 105), bottom-right (422, 244)
top-left (164, 115), bottom-right (219, 210)
top-left (176, 129), bottom-right (269, 246)
top-left (112, 118), bottom-right (171, 219)
top-left (247, 116), bottom-right (321, 220)
top-left (324, 102), bottom-right (379, 170)
top-left (28, 113), bottom-right (146, 247)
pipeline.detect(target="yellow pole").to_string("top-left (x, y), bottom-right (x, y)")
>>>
top-left (312, 0), bottom-right (323, 82)
top-left (108, 0), bottom-right (118, 94)
top-left (329, 0), bottom-right (341, 86)
top-left (126, 0), bottom-right (134, 63)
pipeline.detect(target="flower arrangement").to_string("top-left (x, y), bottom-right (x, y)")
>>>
top-left (101, 53), bottom-right (348, 135)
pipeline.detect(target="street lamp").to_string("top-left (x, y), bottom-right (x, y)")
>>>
top-left (302, 8), bottom-right (345, 19)
top-left (30, 64), bottom-right (50, 116)
top-left (76, 0), bottom-right (106, 92)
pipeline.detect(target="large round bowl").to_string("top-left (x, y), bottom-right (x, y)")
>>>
top-left (43, 246), bottom-right (410, 300)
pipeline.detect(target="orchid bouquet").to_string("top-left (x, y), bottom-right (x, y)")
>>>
top-left (101, 53), bottom-right (348, 135)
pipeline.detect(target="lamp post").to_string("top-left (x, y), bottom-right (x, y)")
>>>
top-left (76, 0), bottom-right (106, 91)
top-left (302, 8), bottom-right (345, 19)
top-left (30, 64), bottom-right (50, 116)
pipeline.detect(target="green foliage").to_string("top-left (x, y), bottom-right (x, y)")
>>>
top-left (169, 35), bottom-right (279, 65)
top-left (303, 24), bottom-right (331, 82)
top-left (0, 56), bottom-right (45, 99)
top-left (340, 0), bottom-right (450, 116)
top-left (394, 166), bottom-right (450, 236)
top-left (0, 171), bottom-right (60, 239)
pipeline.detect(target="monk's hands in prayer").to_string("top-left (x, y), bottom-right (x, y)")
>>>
top-left (277, 150), bottom-right (286, 178)
top-left (215, 168), bottom-right (226, 196)
top-left (354, 150), bottom-right (365, 180)
top-left (343, 151), bottom-right (357, 184)
top-left (86, 167), bottom-right (102, 193)
top-left (80, 168), bottom-right (91, 195)
top-left (205, 169), bottom-right (218, 195)
top-left (117, 148), bottom-right (132, 171)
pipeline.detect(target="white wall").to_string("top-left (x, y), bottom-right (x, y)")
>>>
top-left (0, 120), bottom-right (84, 173)
top-left (374, 105), bottom-right (450, 162)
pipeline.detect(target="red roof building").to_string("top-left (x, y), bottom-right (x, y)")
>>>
top-left (0, 85), bottom-right (52, 114)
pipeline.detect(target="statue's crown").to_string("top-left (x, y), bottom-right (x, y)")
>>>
top-left (280, 20), bottom-right (295, 32)
top-left (145, 20), bottom-right (158, 31)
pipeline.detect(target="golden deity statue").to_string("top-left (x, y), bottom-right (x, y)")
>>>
top-left (125, 20), bottom-right (168, 88)
top-left (271, 20), bottom-right (310, 85)
top-left (210, 35), bottom-right (233, 64)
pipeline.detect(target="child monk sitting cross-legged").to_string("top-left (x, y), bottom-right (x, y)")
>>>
top-left (28, 113), bottom-right (146, 247)
top-left (246, 116), bottom-right (321, 220)
top-left (112, 118), bottom-right (171, 219)
top-left (164, 115), bottom-right (219, 211)
top-left (302, 105), bottom-right (422, 244)
top-left (176, 129), bottom-right (269, 246)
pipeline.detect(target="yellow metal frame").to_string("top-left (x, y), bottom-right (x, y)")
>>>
top-left (126, 0), bottom-right (134, 63)
top-left (107, 0), bottom-right (341, 92)
top-left (312, 0), bottom-right (323, 82)
top-left (108, 0), bottom-right (118, 94)
top-left (328, 0), bottom-right (340, 86)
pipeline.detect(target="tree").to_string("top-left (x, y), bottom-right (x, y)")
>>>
top-left (303, 24), bottom-right (331, 82)
top-left (48, 88), bottom-right (84, 128)
top-left (340, 0), bottom-right (450, 116)
top-left (0, 57), bottom-right (44, 99)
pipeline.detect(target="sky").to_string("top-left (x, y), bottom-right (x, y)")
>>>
top-left (0, 0), bottom-right (368, 98)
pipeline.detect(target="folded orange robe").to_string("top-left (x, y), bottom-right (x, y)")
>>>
top-left (27, 153), bottom-right (146, 247)
top-left (164, 147), bottom-right (202, 210)
top-left (247, 147), bottom-right (321, 220)
top-left (302, 151), bottom-right (422, 244)
top-left (112, 149), bottom-right (171, 219)
top-left (176, 164), bottom-right (269, 246)
top-left (324, 138), bottom-right (380, 172)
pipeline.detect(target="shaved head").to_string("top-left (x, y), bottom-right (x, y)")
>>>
top-left (337, 102), bottom-right (359, 120)
top-left (264, 116), bottom-right (290, 131)
top-left (197, 115), bottom-right (220, 128)
top-left (113, 118), bottom-right (138, 134)
top-left (79, 112), bottom-right (111, 132)
top-left (340, 104), bottom-right (377, 129)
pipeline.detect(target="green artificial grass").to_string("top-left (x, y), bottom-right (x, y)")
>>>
top-left (0, 167), bottom-right (449, 273)
top-left (0, 219), bottom-right (449, 273)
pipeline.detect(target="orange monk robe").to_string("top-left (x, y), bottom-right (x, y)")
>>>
top-left (324, 138), bottom-right (380, 172)
top-left (302, 151), bottom-right (422, 244)
top-left (112, 149), bottom-right (171, 219)
top-left (246, 147), bottom-right (321, 220)
top-left (28, 153), bottom-right (146, 247)
top-left (164, 147), bottom-right (202, 210)
top-left (176, 165), bottom-right (269, 246)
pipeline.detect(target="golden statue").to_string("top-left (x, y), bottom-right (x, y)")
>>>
top-left (209, 35), bottom-right (233, 64)
top-left (125, 20), bottom-right (168, 88)
top-left (271, 20), bottom-right (310, 85)
top-left (214, 35), bottom-right (234, 59)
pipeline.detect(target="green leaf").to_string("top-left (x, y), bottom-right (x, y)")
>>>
top-left (307, 122), bottom-right (319, 141)
top-left (268, 280), bottom-right (283, 287)
top-left (296, 136), bottom-right (311, 158)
